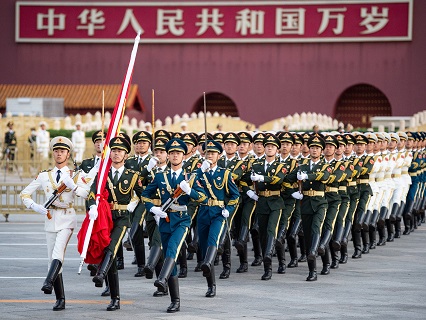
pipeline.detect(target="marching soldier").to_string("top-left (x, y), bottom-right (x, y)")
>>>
top-left (20, 136), bottom-right (90, 311)
top-left (71, 122), bottom-right (86, 164)
top-left (297, 135), bottom-right (331, 281)
top-left (79, 130), bottom-right (104, 174)
top-left (196, 140), bottom-right (240, 296)
top-left (88, 134), bottom-right (144, 311)
top-left (142, 138), bottom-right (206, 312)
top-left (249, 134), bottom-right (286, 280)
top-left (36, 121), bottom-right (50, 160)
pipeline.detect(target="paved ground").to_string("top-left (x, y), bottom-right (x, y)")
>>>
top-left (0, 213), bottom-right (425, 319)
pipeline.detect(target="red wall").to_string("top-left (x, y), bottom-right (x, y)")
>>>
top-left (1, 0), bottom-right (425, 126)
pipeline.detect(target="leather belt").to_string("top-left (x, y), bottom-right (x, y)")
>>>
top-left (401, 169), bottom-right (409, 174)
top-left (303, 190), bottom-right (324, 197)
top-left (325, 187), bottom-right (339, 193)
top-left (391, 174), bottom-right (401, 178)
top-left (338, 186), bottom-right (347, 191)
top-left (201, 199), bottom-right (225, 206)
top-left (151, 199), bottom-right (161, 206)
top-left (50, 204), bottom-right (73, 210)
top-left (357, 179), bottom-right (369, 184)
top-left (384, 174), bottom-right (392, 179)
top-left (409, 172), bottom-right (417, 176)
top-left (168, 204), bottom-right (187, 212)
top-left (348, 181), bottom-right (357, 186)
top-left (259, 190), bottom-right (281, 197)
top-left (376, 178), bottom-right (384, 182)
top-left (110, 204), bottom-right (128, 211)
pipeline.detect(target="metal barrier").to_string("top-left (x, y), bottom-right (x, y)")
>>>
top-left (0, 183), bottom-right (87, 215)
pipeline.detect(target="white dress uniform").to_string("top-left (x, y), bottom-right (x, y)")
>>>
top-left (36, 129), bottom-right (50, 159)
top-left (72, 129), bottom-right (86, 163)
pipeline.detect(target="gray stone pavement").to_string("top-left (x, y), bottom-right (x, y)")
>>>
top-left (0, 213), bottom-right (425, 320)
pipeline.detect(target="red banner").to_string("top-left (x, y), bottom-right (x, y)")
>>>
top-left (16, 1), bottom-right (412, 43)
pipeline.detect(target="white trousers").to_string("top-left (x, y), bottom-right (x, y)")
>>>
top-left (45, 228), bottom-right (73, 272)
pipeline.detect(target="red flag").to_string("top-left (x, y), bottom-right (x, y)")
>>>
top-left (77, 32), bottom-right (141, 267)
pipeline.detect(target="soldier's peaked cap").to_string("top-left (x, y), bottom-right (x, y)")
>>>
top-left (109, 136), bottom-right (131, 153)
top-left (133, 131), bottom-right (152, 144)
top-left (307, 136), bottom-right (325, 149)
top-left (324, 135), bottom-right (339, 148)
top-left (355, 133), bottom-right (369, 144)
top-left (278, 132), bottom-right (295, 144)
top-left (182, 133), bottom-right (198, 146)
top-left (92, 130), bottom-right (106, 143)
top-left (238, 131), bottom-right (253, 143)
top-left (253, 132), bottom-right (266, 143)
top-left (50, 136), bottom-right (73, 152)
top-left (263, 134), bottom-right (281, 149)
top-left (166, 138), bottom-right (187, 154)
top-left (202, 140), bottom-right (223, 153)
top-left (223, 132), bottom-right (241, 145)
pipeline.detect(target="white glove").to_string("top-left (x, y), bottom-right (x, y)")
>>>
top-left (154, 214), bottom-right (160, 225)
top-left (89, 205), bottom-right (98, 220)
top-left (31, 203), bottom-right (48, 215)
top-left (251, 173), bottom-right (264, 182)
top-left (151, 206), bottom-right (168, 219)
top-left (52, 200), bottom-right (69, 208)
top-left (297, 171), bottom-right (308, 181)
top-left (200, 160), bottom-right (211, 172)
top-left (147, 157), bottom-right (159, 171)
top-left (291, 191), bottom-right (303, 200)
top-left (62, 174), bottom-right (77, 190)
top-left (222, 209), bottom-right (230, 218)
top-left (179, 180), bottom-right (191, 194)
top-left (127, 200), bottom-right (139, 213)
top-left (246, 190), bottom-right (259, 201)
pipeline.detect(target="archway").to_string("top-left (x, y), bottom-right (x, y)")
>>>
top-left (192, 92), bottom-right (239, 117)
top-left (334, 84), bottom-right (391, 129)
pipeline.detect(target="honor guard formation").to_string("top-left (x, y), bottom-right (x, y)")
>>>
top-left (18, 128), bottom-right (426, 313)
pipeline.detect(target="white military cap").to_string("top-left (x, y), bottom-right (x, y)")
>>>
top-left (50, 136), bottom-right (73, 152)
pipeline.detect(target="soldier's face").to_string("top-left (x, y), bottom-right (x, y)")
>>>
top-left (205, 151), bottom-right (220, 165)
top-left (406, 140), bottom-right (413, 149)
top-left (344, 144), bottom-right (353, 155)
top-left (185, 143), bottom-right (194, 154)
top-left (94, 140), bottom-right (102, 153)
top-left (291, 143), bottom-right (301, 156)
top-left (238, 142), bottom-right (250, 154)
top-left (380, 141), bottom-right (388, 151)
top-left (335, 144), bottom-right (345, 156)
top-left (280, 142), bottom-right (292, 155)
top-left (388, 140), bottom-right (397, 150)
top-left (324, 144), bottom-right (336, 157)
top-left (110, 148), bottom-right (127, 164)
top-left (264, 144), bottom-right (278, 157)
top-left (397, 140), bottom-right (405, 150)
top-left (53, 148), bottom-right (70, 165)
top-left (154, 149), bottom-right (167, 164)
top-left (366, 142), bottom-right (375, 153)
top-left (355, 144), bottom-right (366, 155)
top-left (224, 142), bottom-right (238, 156)
top-left (254, 142), bottom-right (265, 155)
top-left (136, 141), bottom-right (150, 154)
top-left (309, 146), bottom-right (322, 160)
top-left (168, 151), bottom-right (184, 166)
top-left (301, 143), bottom-right (309, 153)
top-left (374, 141), bottom-right (382, 153)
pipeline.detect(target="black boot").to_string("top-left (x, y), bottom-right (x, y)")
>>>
top-left (377, 225), bottom-right (387, 246)
top-left (167, 276), bottom-right (180, 313)
top-left (93, 250), bottom-right (114, 288)
top-left (354, 210), bottom-right (366, 232)
top-left (377, 206), bottom-right (388, 229)
top-left (41, 259), bottom-right (62, 294)
top-left (205, 266), bottom-right (216, 297)
top-left (106, 271), bottom-right (120, 311)
top-left (261, 261), bottom-right (272, 280)
top-left (251, 231), bottom-right (263, 266)
top-left (153, 260), bottom-right (168, 297)
top-left (362, 210), bottom-right (373, 231)
top-left (298, 234), bottom-right (307, 262)
top-left (154, 257), bottom-right (175, 293)
top-left (52, 273), bottom-right (65, 311)
top-left (394, 219), bottom-right (402, 238)
top-left (306, 259), bottom-right (317, 281)
top-left (287, 235), bottom-right (298, 268)
top-left (389, 203), bottom-right (399, 222)
top-left (351, 230), bottom-right (362, 259)
top-left (339, 246), bottom-right (348, 264)
top-left (134, 245), bottom-right (146, 277)
top-left (275, 240), bottom-right (286, 274)
top-left (87, 264), bottom-right (98, 277)
top-left (219, 248), bottom-right (231, 279)
top-left (320, 247), bottom-right (331, 275)
top-left (361, 230), bottom-right (370, 254)
top-left (370, 209), bottom-right (380, 228)
top-left (340, 222), bottom-right (352, 248)
top-left (216, 226), bottom-right (227, 255)
top-left (201, 246), bottom-right (217, 277)
top-left (263, 235), bottom-right (276, 265)
top-left (116, 245), bottom-right (124, 270)
top-left (317, 229), bottom-right (332, 256)
top-left (234, 225), bottom-right (249, 251)
top-left (386, 219), bottom-right (395, 242)
top-left (187, 227), bottom-right (199, 254)
top-left (331, 224), bottom-right (344, 251)
top-left (330, 245), bottom-right (339, 269)
top-left (236, 243), bottom-right (248, 273)
top-left (288, 218), bottom-right (302, 241)
top-left (144, 246), bottom-right (162, 279)
top-left (308, 233), bottom-right (321, 261)
top-left (101, 284), bottom-right (110, 297)
top-left (369, 225), bottom-right (376, 249)
top-left (178, 245), bottom-right (188, 278)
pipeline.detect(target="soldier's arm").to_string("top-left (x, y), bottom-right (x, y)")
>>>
top-left (263, 163), bottom-right (286, 185)
top-left (307, 163), bottom-right (331, 182)
top-left (141, 176), bottom-right (160, 213)
top-left (19, 174), bottom-right (43, 209)
top-left (188, 178), bottom-right (208, 203)
top-left (87, 176), bottom-right (99, 207)
top-left (224, 170), bottom-right (240, 214)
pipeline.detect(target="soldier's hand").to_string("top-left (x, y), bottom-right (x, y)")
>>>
top-left (154, 214), bottom-right (161, 225)
top-left (222, 209), bottom-right (230, 218)
top-left (151, 206), bottom-right (168, 219)
top-left (251, 173), bottom-right (264, 182)
top-left (200, 160), bottom-right (211, 172)
top-left (297, 171), bottom-right (308, 181)
top-left (179, 180), bottom-right (191, 194)
top-left (147, 157), bottom-right (159, 171)
top-left (246, 190), bottom-right (259, 201)
top-left (62, 174), bottom-right (77, 190)
top-left (88, 205), bottom-right (98, 220)
top-left (291, 191), bottom-right (303, 200)
top-left (31, 203), bottom-right (48, 215)
top-left (127, 200), bottom-right (139, 213)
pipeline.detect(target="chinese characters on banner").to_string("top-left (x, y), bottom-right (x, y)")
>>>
top-left (16, 1), bottom-right (412, 43)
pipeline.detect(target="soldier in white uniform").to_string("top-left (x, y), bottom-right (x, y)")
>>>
top-left (20, 137), bottom-right (90, 311)
top-left (72, 122), bottom-right (86, 164)
top-left (36, 121), bottom-right (50, 160)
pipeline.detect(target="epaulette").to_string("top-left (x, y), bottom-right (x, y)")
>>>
top-left (40, 169), bottom-right (51, 173)
top-left (125, 169), bottom-right (140, 175)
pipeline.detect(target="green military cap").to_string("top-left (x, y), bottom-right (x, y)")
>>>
top-left (166, 138), bottom-right (187, 154)
top-left (355, 133), bottom-right (369, 144)
top-left (223, 132), bottom-right (241, 145)
top-left (133, 130), bottom-right (152, 144)
top-left (253, 132), bottom-right (266, 143)
top-left (365, 132), bottom-right (378, 143)
top-left (109, 136), bottom-right (131, 153)
top-left (263, 134), bottom-right (281, 149)
top-left (213, 132), bottom-right (224, 144)
top-left (406, 132), bottom-right (415, 141)
top-left (292, 133), bottom-right (304, 145)
top-left (302, 132), bottom-right (311, 142)
top-left (50, 136), bottom-right (73, 152)
top-left (154, 129), bottom-right (171, 141)
top-left (172, 132), bottom-right (183, 139)
top-left (117, 132), bottom-right (131, 144)
top-left (307, 135), bottom-right (325, 149)
top-left (344, 133), bottom-right (357, 145)
top-left (324, 134), bottom-right (339, 148)
top-left (197, 133), bottom-right (214, 144)
top-left (238, 131), bottom-right (253, 143)
top-left (202, 140), bottom-right (223, 153)
top-left (92, 130), bottom-right (106, 143)
top-left (336, 134), bottom-right (347, 146)
top-left (277, 131), bottom-right (295, 144)
top-left (182, 133), bottom-right (198, 146)
top-left (153, 138), bottom-right (168, 151)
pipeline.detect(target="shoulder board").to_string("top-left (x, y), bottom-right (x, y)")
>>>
top-left (125, 169), bottom-right (140, 175)
top-left (39, 169), bottom-right (51, 173)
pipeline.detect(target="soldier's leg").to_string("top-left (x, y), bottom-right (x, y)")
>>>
top-left (250, 215), bottom-right (262, 266)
